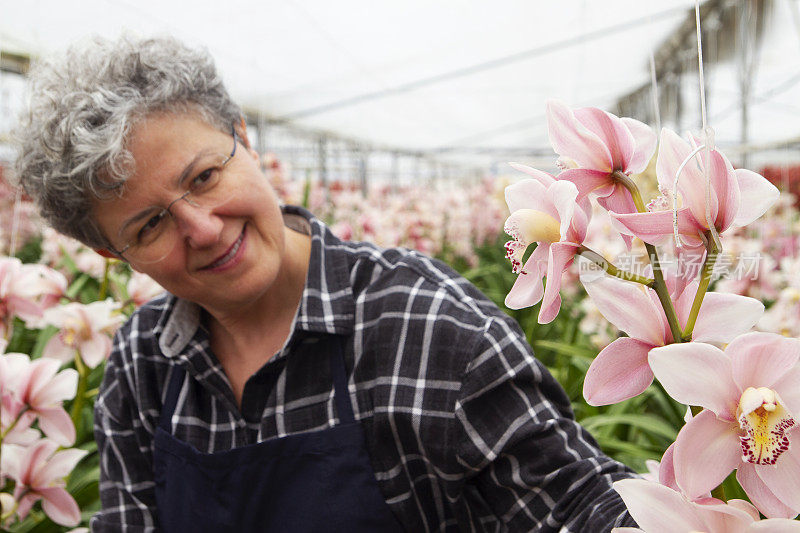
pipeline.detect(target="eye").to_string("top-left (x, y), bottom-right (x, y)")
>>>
top-left (136, 210), bottom-right (168, 243)
top-left (190, 166), bottom-right (220, 191)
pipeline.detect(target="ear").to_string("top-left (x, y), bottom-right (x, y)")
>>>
top-left (234, 116), bottom-right (260, 163)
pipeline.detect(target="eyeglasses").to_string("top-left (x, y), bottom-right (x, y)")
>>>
top-left (107, 127), bottom-right (238, 264)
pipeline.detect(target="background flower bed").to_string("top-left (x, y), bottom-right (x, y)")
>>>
top-left (1, 153), bottom-right (798, 528)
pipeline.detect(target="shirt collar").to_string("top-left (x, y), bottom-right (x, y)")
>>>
top-left (158, 205), bottom-right (355, 358)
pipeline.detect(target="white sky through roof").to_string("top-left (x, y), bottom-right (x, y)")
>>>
top-left (3, 1), bottom-right (800, 172)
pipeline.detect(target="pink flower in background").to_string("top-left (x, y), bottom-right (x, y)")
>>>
top-left (41, 300), bottom-right (124, 368)
top-left (581, 270), bottom-right (763, 405)
top-left (503, 172), bottom-right (589, 323)
top-left (39, 228), bottom-right (107, 280)
top-left (0, 258), bottom-right (67, 332)
top-left (612, 478), bottom-right (800, 532)
top-left (0, 352), bottom-right (41, 446)
top-left (125, 272), bottom-right (165, 307)
top-left (13, 264), bottom-right (68, 322)
top-left (612, 129), bottom-right (779, 247)
top-left (10, 355), bottom-right (78, 446)
top-left (649, 332), bottom-right (800, 518)
top-left (546, 99), bottom-right (657, 217)
top-left (1, 439), bottom-right (87, 527)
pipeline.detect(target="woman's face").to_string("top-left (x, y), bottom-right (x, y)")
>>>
top-left (92, 112), bottom-right (288, 314)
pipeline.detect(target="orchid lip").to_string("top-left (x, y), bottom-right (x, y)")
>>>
top-left (201, 226), bottom-right (246, 270)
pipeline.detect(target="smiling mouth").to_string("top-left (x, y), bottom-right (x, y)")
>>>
top-left (203, 226), bottom-right (246, 270)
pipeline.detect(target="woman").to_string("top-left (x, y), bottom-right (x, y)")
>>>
top-left (15, 36), bottom-right (637, 532)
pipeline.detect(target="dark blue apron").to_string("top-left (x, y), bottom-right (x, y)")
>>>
top-left (153, 335), bottom-right (404, 532)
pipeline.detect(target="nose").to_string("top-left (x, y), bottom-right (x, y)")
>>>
top-left (169, 200), bottom-right (224, 248)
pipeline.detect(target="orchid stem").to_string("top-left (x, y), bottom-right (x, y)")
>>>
top-left (576, 247), bottom-right (654, 285)
top-left (613, 171), bottom-right (685, 343)
top-left (681, 233), bottom-right (719, 341)
top-left (646, 246), bottom-right (685, 343)
top-left (70, 351), bottom-right (89, 431)
top-left (99, 259), bottom-right (111, 301)
top-left (612, 171), bottom-right (646, 212)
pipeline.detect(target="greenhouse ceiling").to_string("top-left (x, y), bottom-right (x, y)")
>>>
top-left (2, 0), bottom-right (800, 172)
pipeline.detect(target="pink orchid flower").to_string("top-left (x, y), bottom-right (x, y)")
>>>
top-left (41, 300), bottom-right (124, 368)
top-left (12, 355), bottom-right (78, 446)
top-left (612, 478), bottom-right (800, 532)
top-left (546, 99), bottom-right (657, 217)
top-left (0, 353), bottom-right (50, 446)
top-left (611, 129), bottom-right (779, 247)
top-left (649, 332), bottom-right (800, 518)
top-left (125, 272), bottom-right (165, 307)
top-left (503, 172), bottom-right (589, 323)
top-left (1, 439), bottom-right (87, 527)
top-left (581, 270), bottom-right (763, 405)
top-left (0, 258), bottom-right (67, 332)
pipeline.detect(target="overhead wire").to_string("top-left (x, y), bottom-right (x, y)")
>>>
top-left (278, 4), bottom-right (691, 120)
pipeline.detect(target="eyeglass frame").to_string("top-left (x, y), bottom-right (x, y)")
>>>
top-left (105, 125), bottom-right (239, 261)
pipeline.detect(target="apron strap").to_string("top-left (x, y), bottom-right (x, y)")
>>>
top-left (329, 337), bottom-right (355, 425)
top-left (159, 364), bottom-right (187, 432)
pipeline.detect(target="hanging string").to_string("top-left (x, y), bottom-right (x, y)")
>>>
top-left (647, 6), bottom-right (662, 136)
top-left (648, 51), bottom-right (662, 135)
top-left (671, 0), bottom-right (718, 249)
top-left (9, 186), bottom-right (23, 256)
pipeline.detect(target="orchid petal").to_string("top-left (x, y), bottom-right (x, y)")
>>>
top-left (596, 183), bottom-right (637, 217)
top-left (613, 478), bottom-right (707, 533)
top-left (656, 129), bottom-right (719, 224)
top-left (33, 448), bottom-right (87, 486)
top-left (581, 275), bottom-right (665, 346)
top-left (704, 150), bottom-right (738, 233)
top-left (538, 242), bottom-right (577, 324)
top-left (610, 208), bottom-right (705, 246)
top-left (504, 178), bottom-right (558, 219)
top-left (737, 463), bottom-right (799, 519)
top-left (1, 443), bottom-right (25, 480)
top-left (725, 498), bottom-right (761, 522)
top-left (655, 128), bottom-right (691, 192)
top-left (772, 365), bottom-right (800, 416)
top-left (38, 487), bottom-right (81, 527)
top-left (749, 520), bottom-right (800, 531)
top-left (583, 338), bottom-right (654, 406)
top-left (658, 443), bottom-right (680, 492)
top-left (755, 441), bottom-right (800, 512)
top-left (549, 181), bottom-right (579, 241)
top-left (505, 244), bottom-right (549, 309)
top-left (557, 168), bottom-right (613, 199)
top-left (690, 293), bottom-right (764, 344)
top-left (733, 168), bottom-right (780, 227)
top-left (31, 368), bottom-right (78, 406)
top-left (36, 407), bottom-right (76, 447)
top-left (649, 343), bottom-right (738, 419)
top-left (41, 335), bottom-right (76, 364)
top-left (79, 333), bottom-right (112, 368)
top-left (15, 493), bottom-right (38, 521)
top-left (508, 163), bottom-right (556, 187)
top-left (574, 107), bottom-right (635, 171)
top-left (621, 117), bottom-right (657, 174)
top-left (693, 500), bottom-right (760, 531)
top-left (546, 100), bottom-right (613, 172)
top-left (727, 332), bottom-right (800, 391)
top-left (673, 410), bottom-right (742, 499)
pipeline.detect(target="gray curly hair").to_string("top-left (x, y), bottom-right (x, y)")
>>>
top-left (13, 35), bottom-right (243, 249)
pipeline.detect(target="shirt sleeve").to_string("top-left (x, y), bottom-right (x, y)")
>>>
top-left (91, 332), bottom-right (160, 533)
top-left (453, 315), bottom-right (639, 532)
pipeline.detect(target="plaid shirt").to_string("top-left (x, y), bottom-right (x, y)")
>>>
top-left (92, 205), bottom-right (636, 532)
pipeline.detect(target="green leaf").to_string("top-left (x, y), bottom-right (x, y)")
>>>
top-left (532, 340), bottom-right (596, 361)
top-left (581, 413), bottom-right (678, 441)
